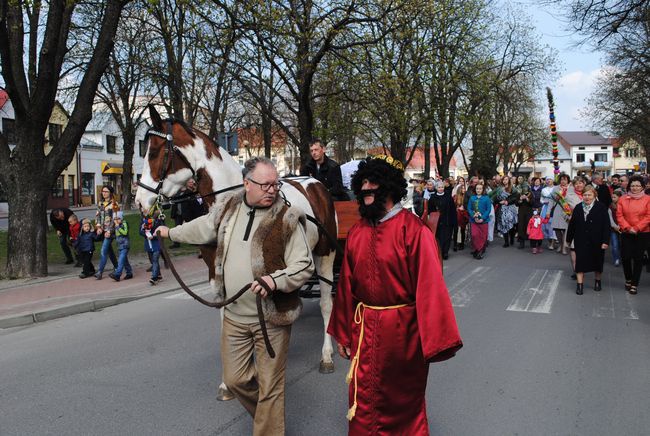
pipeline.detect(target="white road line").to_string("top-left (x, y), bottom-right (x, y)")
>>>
top-left (165, 284), bottom-right (213, 300)
top-left (621, 293), bottom-right (640, 320)
top-left (449, 266), bottom-right (491, 307)
top-left (592, 287), bottom-right (615, 319)
top-left (506, 269), bottom-right (562, 314)
top-left (592, 273), bottom-right (640, 320)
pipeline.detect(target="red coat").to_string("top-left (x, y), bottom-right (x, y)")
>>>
top-left (526, 215), bottom-right (547, 240)
top-left (69, 221), bottom-right (81, 242)
top-left (616, 194), bottom-right (650, 233)
top-left (328, 209), bottom-right (462, 435)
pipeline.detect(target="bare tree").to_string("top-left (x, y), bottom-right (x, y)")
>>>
top-left (0, 0), bottom-right (129, 277)
top-left (95, 5), bottom-right (156, 209)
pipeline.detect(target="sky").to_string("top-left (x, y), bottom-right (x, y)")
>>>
top-left (522, 1), bottom-right (606, 132)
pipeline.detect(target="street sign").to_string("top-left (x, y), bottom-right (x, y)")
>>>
top-left (217, 132), bottom-right (238, 155)
top-left (640, 161), bottom-right (647, 169)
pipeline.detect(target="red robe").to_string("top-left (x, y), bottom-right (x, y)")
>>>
top-left (328, 209), bottom-right (462, 435)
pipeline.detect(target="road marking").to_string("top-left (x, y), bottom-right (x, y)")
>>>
top-left (506, 269), bottom-right (561, 314)
top-left (592, 274), bottom-right (639, 320)
top-left (621, 293), bottom-right (640, 320)
top-left (165, 284), bottom-right (214, 300)
top-left (449, 266), bottom-right (491, 307)
top-left (592, 288), bottom-right (615, 319)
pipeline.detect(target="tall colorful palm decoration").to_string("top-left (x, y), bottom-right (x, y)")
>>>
top-left (547, 88), bottom-right (560, 180)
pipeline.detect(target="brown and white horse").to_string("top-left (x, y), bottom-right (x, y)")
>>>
top-left (134, 107), bottom-right (337, 399)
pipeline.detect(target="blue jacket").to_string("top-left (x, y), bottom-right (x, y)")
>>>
top-left (468, 194), bottom-right (491, 223)
top-left (74, 230), bottom-right (99, 252)
top-left (140, 217), bottom-right (164, 252)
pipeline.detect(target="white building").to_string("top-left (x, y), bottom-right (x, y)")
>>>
top-left (557, 131), bottom-right (613, 177)
top-left (79, 112), bottom-right (149, 205)
top-left (532, 140), bottom-right (572, 178)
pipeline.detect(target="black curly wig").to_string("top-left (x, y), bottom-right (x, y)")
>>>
top-left (351, 158), bottom-right (407, 219)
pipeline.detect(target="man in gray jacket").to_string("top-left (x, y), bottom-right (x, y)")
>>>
top-left (157, 157), bottom-right (314, 435)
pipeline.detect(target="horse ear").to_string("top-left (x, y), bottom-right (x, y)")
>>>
top-left (149, 105), bottom-right (163, 130)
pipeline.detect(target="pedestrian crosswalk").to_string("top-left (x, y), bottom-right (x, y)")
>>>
top-left (164, 268), bottom-right (643, 321)
top-left (446, 266), bottom-right (643, 320)
top-left (507, 269), bottom-right (562, 314)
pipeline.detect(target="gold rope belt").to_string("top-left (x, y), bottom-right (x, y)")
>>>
top-left (345, 301), bottom-right (413, 421)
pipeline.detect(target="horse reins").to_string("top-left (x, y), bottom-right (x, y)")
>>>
top-left (158, 233), bottom-right (276, 358)
top-left (141, 121), bottom-right (343, 352)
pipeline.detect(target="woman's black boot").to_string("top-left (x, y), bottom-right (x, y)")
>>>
top-left (503, 237), bottom-right (509, 248)
top-left (594, 280), bottom-right (602, 292)
top-left (576, 283), bottom-right (584, 295)
top-left (518, 239), bottom-right (525, 249)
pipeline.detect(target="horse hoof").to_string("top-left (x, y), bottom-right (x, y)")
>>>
top-left (217, 387), bottom-right (235, 401)
top-left (319, 360), bottom-right (335, 374)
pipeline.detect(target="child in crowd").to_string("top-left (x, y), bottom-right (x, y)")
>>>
top-left (141, 211), bottom-right (164, 285)
top-left (74, 219), bottom-right (98, 278)
top-left (68, 214), bottom-right (82, 267)
top-left (109, 211), bottom-right (133, 281)
top-left (527, 208), bottom-right (547, 254)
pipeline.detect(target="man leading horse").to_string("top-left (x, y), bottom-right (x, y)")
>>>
top-left (156, 157), bottom-right (314, 435)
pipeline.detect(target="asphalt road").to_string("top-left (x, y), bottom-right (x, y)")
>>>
top-left (1, 241), bottom-right (649, 435)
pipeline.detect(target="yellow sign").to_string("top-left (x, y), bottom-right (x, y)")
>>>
top-left (101, 161), bottom-right (123, 175)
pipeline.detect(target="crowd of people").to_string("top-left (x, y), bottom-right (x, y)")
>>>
top-left (411, 172), bottom-right (650, 294)
top-left (49, 178), bottom-right (207, 285)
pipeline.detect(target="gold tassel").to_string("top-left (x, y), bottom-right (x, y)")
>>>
top-left (345, 356), bottom-right (357, 384)
top-left (346, 403), bottom-right (357, 421)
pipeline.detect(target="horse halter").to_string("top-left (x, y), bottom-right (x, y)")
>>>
top-left (137, 120), bottom-right (197, 208)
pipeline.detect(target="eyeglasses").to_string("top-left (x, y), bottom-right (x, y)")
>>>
top-left (630, 184), bottom-right (643, 188)
top-left (247, 178), bottom-right (283, 192)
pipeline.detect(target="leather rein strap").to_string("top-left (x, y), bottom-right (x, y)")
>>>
top-left (157, 234), bottom-right (276, 358)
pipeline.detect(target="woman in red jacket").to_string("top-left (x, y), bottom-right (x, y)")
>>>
top-left (616, 175), bottom-right (650, 294)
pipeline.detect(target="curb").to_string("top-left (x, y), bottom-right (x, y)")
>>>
top-left (0, 279), bottom-right (207, 329)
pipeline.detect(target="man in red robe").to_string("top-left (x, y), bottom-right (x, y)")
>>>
top-left (327, 155), bottom-right (463, 435)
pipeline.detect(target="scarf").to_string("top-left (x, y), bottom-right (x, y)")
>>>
top-left (627, 191), bottom-right (646, 200)
top-left (582, 201), bottom-right (594, 219)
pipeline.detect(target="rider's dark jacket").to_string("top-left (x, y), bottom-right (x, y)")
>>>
top-left (301, 156), bottom-right (348, 201)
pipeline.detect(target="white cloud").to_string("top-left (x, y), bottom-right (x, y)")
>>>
top-left (543, 67), bottom-right (610, 131)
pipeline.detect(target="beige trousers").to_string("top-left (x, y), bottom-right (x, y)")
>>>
top-left (221, 316), bottom-right (291, 436)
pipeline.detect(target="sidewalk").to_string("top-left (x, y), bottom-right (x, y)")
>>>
top-left (0, 253), bottom-right (210, 329)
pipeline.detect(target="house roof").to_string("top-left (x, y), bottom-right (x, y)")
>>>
top-left (365, 146), bottom-right (457, 170)
top-left (557, 131), bottom-right (611, 146)
top-left (86, 112), bottom-right (113, 131)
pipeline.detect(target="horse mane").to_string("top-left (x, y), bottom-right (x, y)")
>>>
top-left (164, 118), bottom-right (196, 138)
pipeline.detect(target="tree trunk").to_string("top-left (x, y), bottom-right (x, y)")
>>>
top-left (297, 92), bottom-right (314, 167)
top-left (6, 186), bottom-right (50, 278)
top-left (121, 128), bottom-right (136, 210)
top-left (423, 130), bottom-right (431, 179)
top-left (261, 114), bottom-right (272, 158)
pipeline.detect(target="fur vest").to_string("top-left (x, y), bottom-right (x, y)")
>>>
top-left (211, 190), bottom-right (306, 326)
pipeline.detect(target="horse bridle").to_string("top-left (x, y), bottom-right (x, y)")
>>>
top-left (137, 120), bottom-right (197, 198)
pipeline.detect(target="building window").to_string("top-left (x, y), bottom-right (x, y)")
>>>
top-left (139, 140), bottom-right (147, 157)
top-left (48, 123), bottom-right (62, 146)
top-left (81, 173), bottom-right (95, 204)
top-left (578, 146), bottom-right (585, 150)
top-left (576, 153), bottom-right (585, 163)
top-left (594, 153), bottom-right (608, 162)
top-left (51, 175), bottom-right (64, 198)
top-left (625, 148), bottom-right (639, 158)
top-left (2, 118), bottom-right (16, 144)
top-left (600, 146), bottom-right (607, 150)
top-left (106, 135), bottom-right (117, 154)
